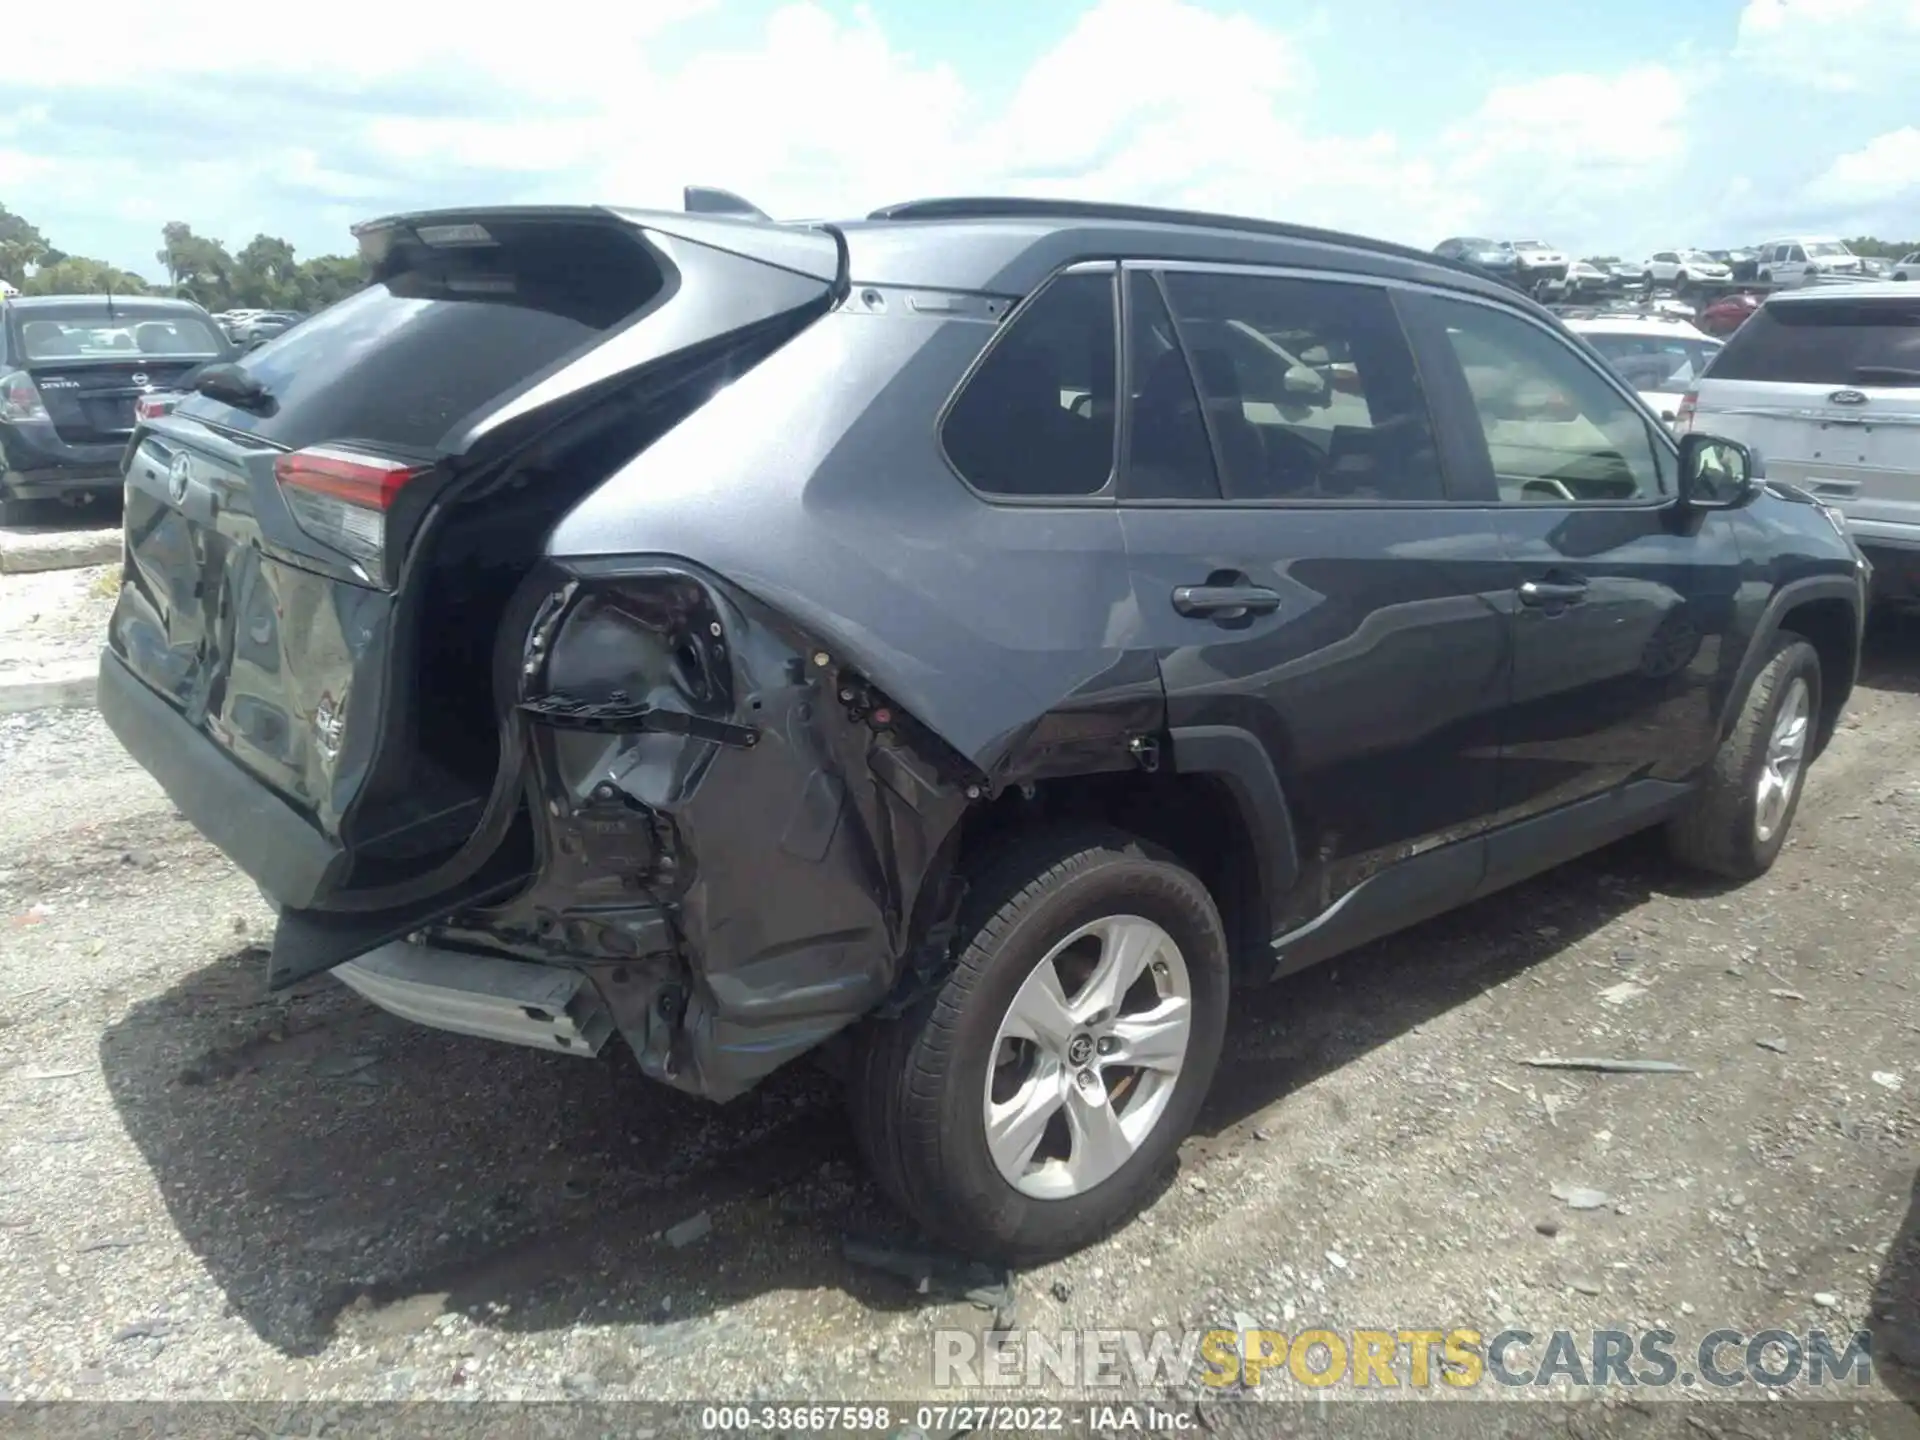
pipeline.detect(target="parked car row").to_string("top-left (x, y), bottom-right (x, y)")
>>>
top-left (212, 307), bottom-right (308, 349)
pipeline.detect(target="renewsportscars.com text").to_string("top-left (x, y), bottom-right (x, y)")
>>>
top-left (934, 1325), bottom-right (1875, 1392)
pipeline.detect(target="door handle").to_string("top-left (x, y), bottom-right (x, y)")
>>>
top-left (1517, 578), bottom-right (1588, 607)
top-left (1171, 584), bottom-right (1283, 618)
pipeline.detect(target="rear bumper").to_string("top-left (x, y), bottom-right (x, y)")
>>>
top-left (2, 425), bottom-right (126, 499)
top-left (97, 648), bottom-right (346, 908)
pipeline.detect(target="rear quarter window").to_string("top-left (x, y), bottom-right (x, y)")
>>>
top-left (177, 220), bottom-right (667, 452)
top-left (1709, 300), bottom-right (1920, 385)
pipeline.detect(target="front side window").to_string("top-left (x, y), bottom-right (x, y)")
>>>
top-left (1149, 270), bottom-right (1445, 501)
top-left (1424, 297), bottom-right (1668, 503)
top-left (942, 270), bottom-right (1117, 498)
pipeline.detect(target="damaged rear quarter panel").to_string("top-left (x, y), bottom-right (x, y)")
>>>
top-left (511, 301), bottom-right (1163, 1099)
top-left (479, 560), bottom-right (975, 1100)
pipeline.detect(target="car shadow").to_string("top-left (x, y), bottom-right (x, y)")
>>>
top-left (0, 497), bottom-right (120, 535)
top-left (1861, 604), bottom-right (1920, 698)
top-left (94, 614), bottom-right (1920, 1361)
top-left (1872, 1165), bottom-right (1920, 1408)
top-left (98, 835), bottom-right (1689, 1360)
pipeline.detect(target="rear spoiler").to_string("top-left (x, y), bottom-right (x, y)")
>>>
top-left (350, 196), bottom-right (850, 302)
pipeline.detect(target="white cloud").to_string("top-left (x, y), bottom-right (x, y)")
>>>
top-left (1807, 126), bottom-right (1920, 205)
top-left (1734, 0), bottom-right (1920, 91)
top-left (0, 0), bottom-right (715, 90)
top-left (6, 0), bottom-right (1919, 279)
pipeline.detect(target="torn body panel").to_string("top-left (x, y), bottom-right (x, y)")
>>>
top-left (438, 559), bottom-right (976, 1100)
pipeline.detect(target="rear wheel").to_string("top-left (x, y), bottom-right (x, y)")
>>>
top-left (1667, 634), bottom-right (1821, 880)
top-left (848, 826), bottom-right (1230, 1262)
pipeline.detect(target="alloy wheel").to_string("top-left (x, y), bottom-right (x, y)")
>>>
top-left (982, 915), bottom-right (1193, 1199)
top-left (1755, 677), bottom-right (1811, 843)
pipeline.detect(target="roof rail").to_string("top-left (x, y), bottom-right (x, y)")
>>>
top-left (684, 186), bottom-right (772, 221)
top-left (864, 195), bottom-right (1489, 283)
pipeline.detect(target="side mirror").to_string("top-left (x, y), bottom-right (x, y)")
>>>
top-left (1677, 432), bottom-right (1758, 509)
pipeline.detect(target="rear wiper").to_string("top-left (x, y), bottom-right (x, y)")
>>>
top-left (190, 362), bottom-right (274, 412)
top-left (1852, 365), bottom-right (1920, 385)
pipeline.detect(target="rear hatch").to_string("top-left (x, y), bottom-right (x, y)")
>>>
top-left (107, 205), bottom-right (842, 976)
top-left (1687, 292), bottom-right (1920, 534)
top-left (8, 304), bottom-right (227, 446)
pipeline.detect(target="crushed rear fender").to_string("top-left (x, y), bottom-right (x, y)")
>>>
top-left (434, 558), bottom-right (978, 1100)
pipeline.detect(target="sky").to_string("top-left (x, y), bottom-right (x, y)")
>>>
top-left (3, 0), bottom-right (1919, 281)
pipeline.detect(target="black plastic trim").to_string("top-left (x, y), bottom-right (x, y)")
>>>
top-left (1167, 724), bottom-right (1300, 933)
top-left (1726, 572), bottom-right (1865, 749)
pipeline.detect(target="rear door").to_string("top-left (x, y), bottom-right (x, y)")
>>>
top-left (111, 207), bottom-right (840, 920)
top-left (1115, 264), bottom-right (1514, 957)
top-left (1688, 293), bottom-right (1920, 544)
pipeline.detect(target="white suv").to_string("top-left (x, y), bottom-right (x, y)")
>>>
top-left (1641, 250), bottom-right (1732, 287)
top-left (1680, 285), bottom-right (1920, 598)
top-left (1754, 237), bottom-right (1866, 287)
top-left (1894, 252), bottom-right (1919, 282)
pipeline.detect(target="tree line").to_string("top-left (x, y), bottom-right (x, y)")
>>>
top-left (1, 202), bottom-right (367, 312)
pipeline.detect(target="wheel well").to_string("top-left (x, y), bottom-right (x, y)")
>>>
top-left (950, 772), bottom-right (1267, 980)
top-left (1778, 599), bottom-right (1855, 755)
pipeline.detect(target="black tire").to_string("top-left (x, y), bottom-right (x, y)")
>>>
top-left (848, 825), bottom-right (1230, 1262)
top-left (1666, 633), bottom-right (1821, 880)
top-left (1759, 270), bottom-right (1773, 284)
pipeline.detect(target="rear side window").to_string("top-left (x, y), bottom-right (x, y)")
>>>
top-left (1155, 270), bottom-right (1445, 501)
top-left (177, 220), bottom-right (667, 452)
top-left (1708, 300), bottom-right (1920, 386)
top-left (942, 270), bottom-right (1117, 497)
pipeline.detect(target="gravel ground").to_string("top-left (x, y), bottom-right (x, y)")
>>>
top-left (2, 609), bottom-right (1918, 1436)
top-left (0, 565), bottom-right (117, 672)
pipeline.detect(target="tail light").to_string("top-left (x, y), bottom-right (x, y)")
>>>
top-left (0, 371), bottom-right (47, 423)
top-left (134, 393), bottom-right (180, 423)
top-left (273, 445), bottom-right (428, 577)
top-left (1675, 391), bottom-right (1698, 432)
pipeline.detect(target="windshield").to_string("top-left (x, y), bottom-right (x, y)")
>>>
top-left (1585, 332), bottom-right (1724, 390)
top-left (1807, 242), bottom-right (1853, 258)
top-left (17, 308), bottom-right (224, 362)
top-left (1683, 251), bottom-right (1719, 264)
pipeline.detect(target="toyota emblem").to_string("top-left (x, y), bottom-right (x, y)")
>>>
top-left (1828, 389), bottom-right (1868, 406)
top-left (130, 372), bottom-right (149, 387)
top-left (167, 452), bottom-right (193, 505)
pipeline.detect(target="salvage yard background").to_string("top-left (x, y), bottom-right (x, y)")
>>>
top-left (0, 580), bottom-right (1916, 1415)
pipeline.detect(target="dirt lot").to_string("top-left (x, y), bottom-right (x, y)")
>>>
top-left (2, 609), bottom-right (1918, 1435)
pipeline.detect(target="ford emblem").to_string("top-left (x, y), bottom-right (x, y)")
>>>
top-left (130, 372), bottom-right (149, 387)
top-left (1829, 389), bottom-right (1868, 406)
top-left (167, 452), bottom-right (193, 505)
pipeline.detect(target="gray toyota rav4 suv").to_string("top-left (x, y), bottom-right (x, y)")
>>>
top-left (101, 192), bottom-right (1867, 1260)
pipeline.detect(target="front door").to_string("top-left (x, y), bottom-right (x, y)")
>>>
top-left (1397, 290), bottom-right (1736, 875)
top-left (1114, 265), bottom-right (1514, 963)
